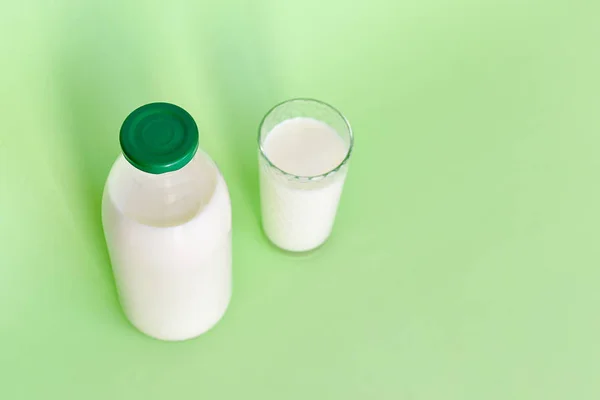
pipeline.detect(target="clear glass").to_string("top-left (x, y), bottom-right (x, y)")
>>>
top-left (105, 152), bottom-right (218, 227)
top-left (258, 98), bottom-right (353, 252)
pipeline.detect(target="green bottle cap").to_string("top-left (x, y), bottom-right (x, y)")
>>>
top-left (120, 102), bottom-right (199, 174)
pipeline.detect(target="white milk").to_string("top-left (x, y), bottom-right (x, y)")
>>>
top-left (102, 151), bottom-right (231, 341)
top-left (259, 117), bottom-right (350, 252)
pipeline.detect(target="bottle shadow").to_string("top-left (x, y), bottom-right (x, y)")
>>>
top-left (194, 8), bottom-right (285, 226)
top-left (52, 6), bottom-right (284, 265)
top-left (51, 10), bottom-right (156, 287)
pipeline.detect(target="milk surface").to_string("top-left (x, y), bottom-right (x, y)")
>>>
top-left (260, 117), bottom-right (349, 252)
top-left (102, 151), bottom-right (231, 341)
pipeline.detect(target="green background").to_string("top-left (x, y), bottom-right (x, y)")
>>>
top-left (1, 0), bottom-right (599, 398)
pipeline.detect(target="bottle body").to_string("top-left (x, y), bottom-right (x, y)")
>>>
top-left (102, 151), bottom-right (231, 341)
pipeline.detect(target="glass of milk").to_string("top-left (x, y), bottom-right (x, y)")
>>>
top-left (102, 102), bottom-right (232, 341)
top-left (258, 98), bottom-right (353, 252)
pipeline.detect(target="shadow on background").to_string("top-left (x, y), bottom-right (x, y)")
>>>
top-left (196, 6), bottom-right (284, 225)
top-left (51, 4), bottom-right (283, 282)
top-left (51, 6), bottom-right (154, 299)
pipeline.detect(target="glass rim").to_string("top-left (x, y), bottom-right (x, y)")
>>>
top-left (258, 98), bottom-right (354, 181)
